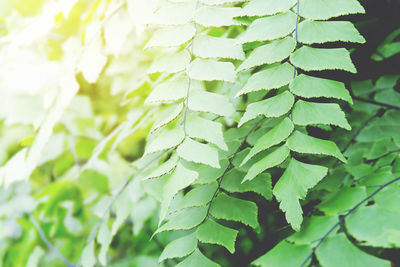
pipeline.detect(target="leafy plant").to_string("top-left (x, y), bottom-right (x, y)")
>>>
top-left (0, 0), bottom-right (399, 266)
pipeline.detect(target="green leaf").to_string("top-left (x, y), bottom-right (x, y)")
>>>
top-left (176, 182), bottom-right (218, 211)
top-left (194, 6), bottom-right (241, 27)
top-left (155, 206), bottom-right (207, 235)
top-left (292, 100), bottom-right (351, 130)
top-left (193, 35), bottom-right (244, 60)
top-left (151, 103), bottom-right (183, 133)
top-left (149, 2), bottom-right (195, 26)
top-left (186, 115), bottom-right (228, 150)
top-left (142, 154), bottom-right (179, 180)
top-left (286, 131), bottom-right (347, 163)
top-left (237, 11), bottom-right (297, 44)
top-left (298, 20), bottom-right (365, 44)
top-left (299, 0), bottom-right (365, 20)
top-left (177, 138), bottom-right (220, 168)
top-left (196, 219), bottom-right (238, 253)
top-left (81, 241), bottom-right (96, 267)
top-left (221, 169), bottom-right (272, 200)
top-left (243, 145), bottom-right (290, 182)
top-left (239, 91), bottom-right (294, 127)
top-left (290, 47), bottom-right (357, 73)
top-left (237, 38), bottom-right (296, 72)
top-left (145, 75), bottom-right (188, 104)
top-left (317, 186), bottom-right (367, 215)
top-left (146, 24), bottom-right (196, 48)
top-left (315, 234), bottom-right (390, 267)
top-left (346, 205), bottom-right (400, 247)
top-left (145, 127), bottom-right (185, 155)
top-left (148, 50), bottom-right (191, 74)
top-left (159, 162), bottom-right (199, 222)
top-left (176, 249), bottom-right (220, 267)
top-left (97, 218), bottom-right (112, 266)
top-left (188, 90), bottom-right (235, 117)
top-left (200, 0), bottom-right (245, 5)
top-left (289, 74), bottom-right (353, 104)
top-left (159, 233), bottom-right (197, 262)
top-left (273, 158), bottom-right (328, 230)
top-left (188, 59), bottom-right (236, 82)
top-left (288, 215), bottom-right (339, 244)
top-left (241, 118), bottom-right (294, 166)
top-left (240, 0), bottom-right (297, 17)
top-left (252, 241), bottom-right (312, 267)
top-left (210, 192), bottom-right (259, 229)
top-left (236, 63), bottom-right (293, 97)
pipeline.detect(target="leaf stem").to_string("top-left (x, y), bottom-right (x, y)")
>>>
top-left (30, 213), bottom-right (76, 267)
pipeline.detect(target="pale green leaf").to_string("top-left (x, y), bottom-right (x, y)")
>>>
top-left (150, 1), bottom-right (195, 25)
top-left (97, 218), bottom-right (112, 266)
top-left (210, 192), bottom-right (259, 229)
top-left (221, 170), bottom-right (272, 200)
top-left (315, 234), bottom-right (390, 267)
top-left (237, 38), bottom-right (296, 72)
top-left (159, 233), bottom-right (197, 262)
top-left (188, 59), bottom-right (236, 82)
top-left (148, 50), bottom-right (191, 74)
top-left (155, 206), bottom-right (207, 235)
top-left (196, 219), bottom-right (238, 253)
top-left (292, 100), bottom-right (351, 130)
top-left (200, 0), bottom-right (245, 5)
top-left (186, 115), bottom-right (228, 150)
top-left (176, 249), bottom-right (220, 267)
top-left (26, 247), bottom-right (45, 267)
top-left (150, 103), bottom-right (183, 133)
top-left (286, 131), bottom-right (347, 162)
top-left (243, 145), bottom-right (290, 182)
top-left (241, 118), bottom-right (294, 166)
top-left (81, 241), bottom-right (96, 267)
top-left (237, 11), bottom-right (297, 44)
top-left (193, 35), bottom-right (244, 60)
top-left (298, 20), bottom-right (365, 44)
top-left (146, 24), bottom-right (195, 48)
top-left (175, 182), bottom-right (218, 210)
top-left (188, 90), bottom-right (235, 117)
top-left (239, 91), bottom-right (294, 127)
top-left (145, 127), bottom-right (185, 154)
top-left (145, 75), bottom-right (188, 104)
top-left (240, 0), bottom-right (297, 17)
top-left (273, 158), bottom-right (328, 230)
top-left (252, 241), bottom-right (312, 267)
top-left (290, 47), bottom-right (357, 73)
top-left (236, 63), bottom-right (293, 97)
top-left (289, 74), bottom-right (353, 104)
top-left (299, 0), bottom-right (365, 20)
top-left (142, 154), bottom-right (179, 180)
top-left (194, 6), bottom-right (241, 27)
top-left (159, 162), bottom-right (199, 222)
top-left (177, 138), bottom-right (220, 168)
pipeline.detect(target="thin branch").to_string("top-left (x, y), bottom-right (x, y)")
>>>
top-left (353, 96), bottom-right (400, 110)
top-left (30, 214), bottom-right (76, 267)
top-left (300, 175), bottom-right (400, 267)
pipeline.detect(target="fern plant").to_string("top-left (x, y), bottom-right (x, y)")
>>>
top-left (1, 0), bottom-right (400, 266)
